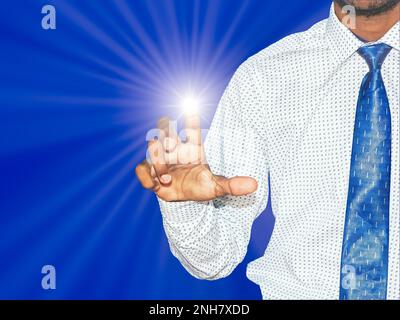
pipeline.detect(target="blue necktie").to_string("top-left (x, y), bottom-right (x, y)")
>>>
top-left (340, 43), bottom-right (392, 300)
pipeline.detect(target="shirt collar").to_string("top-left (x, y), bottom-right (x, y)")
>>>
top-left (380, 21), bottom-right (400, 52)
top-left (325, 3), bottom-right (400, 64)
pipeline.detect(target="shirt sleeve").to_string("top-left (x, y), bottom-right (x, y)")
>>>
top-left (157, 59), bottom-right (270, 280)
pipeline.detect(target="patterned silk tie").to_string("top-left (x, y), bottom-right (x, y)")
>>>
top-left (340, 43), bottom-right (392, 300)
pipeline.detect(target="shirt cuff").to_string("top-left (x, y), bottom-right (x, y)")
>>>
top-left (157, 197), bottom-right (212, 223)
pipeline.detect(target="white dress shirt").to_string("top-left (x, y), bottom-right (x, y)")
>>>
top-left (158, 4), bottom-right (400, 299)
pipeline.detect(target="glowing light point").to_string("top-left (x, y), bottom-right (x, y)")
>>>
top-left (180, 95), bottom-right (200, 116)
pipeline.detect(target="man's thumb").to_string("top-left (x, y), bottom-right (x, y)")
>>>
top-left (216, 176), bottom-right (258, 196)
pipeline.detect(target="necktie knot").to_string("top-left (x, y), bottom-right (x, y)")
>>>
top-left (358, 43), bottom-right (392, 71)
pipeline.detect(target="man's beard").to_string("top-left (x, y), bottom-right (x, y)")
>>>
top-left (334, 0), bottom-right (400, 17)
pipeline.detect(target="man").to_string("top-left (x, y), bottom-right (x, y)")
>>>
top-left (135, 0), bottom-right (400, 300)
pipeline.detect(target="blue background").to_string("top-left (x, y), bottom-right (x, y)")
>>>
top-left (0, 0), bottom-right (331, 299)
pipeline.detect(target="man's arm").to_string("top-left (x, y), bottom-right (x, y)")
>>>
top-left (136, 61), bottom-right (270, 279)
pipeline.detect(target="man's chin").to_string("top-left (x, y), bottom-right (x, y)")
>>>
top-left (334, 0), bottom-right (400, 17)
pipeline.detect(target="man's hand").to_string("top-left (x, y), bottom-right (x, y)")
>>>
top-left (135, 115), bottom-right (258, 202)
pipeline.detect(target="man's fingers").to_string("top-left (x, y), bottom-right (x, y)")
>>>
top-left (135, 161), bottom-right (157, 190)
top-left (184, 115), bottom-right (202, 145)
top-left (163, 137), bottom-right (178, 153)
top-left (176, 143), bottom-right (205, 164)
top-left (158, 117), bottom-right (180, 152)
top-left (215, 176), bottom-right (258, 197)
top-left (157, 117), bottom-right (173, 136)
top-left (148, 140), bottom-right (171, 184)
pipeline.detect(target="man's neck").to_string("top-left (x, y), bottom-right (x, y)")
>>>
top-left (334, 2), bottom-right (400, 42)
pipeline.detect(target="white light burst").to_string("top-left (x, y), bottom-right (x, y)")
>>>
top-left (180, 94), bottom-right (200, 116)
